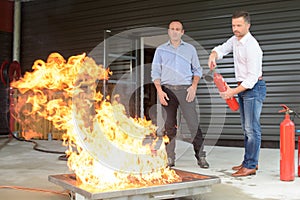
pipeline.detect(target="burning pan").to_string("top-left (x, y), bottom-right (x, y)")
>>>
top-left (49, 169), bottom-right (220, 200)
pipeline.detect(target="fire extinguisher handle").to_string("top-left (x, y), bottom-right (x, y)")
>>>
top-left (279, 104), bottom-right (289, 113)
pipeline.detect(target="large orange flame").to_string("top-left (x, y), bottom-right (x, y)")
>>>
top-left (11, 53), bottom-right (181, 192)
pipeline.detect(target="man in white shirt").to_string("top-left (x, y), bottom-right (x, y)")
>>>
top-left (208, 11), bottom-right (266, 177)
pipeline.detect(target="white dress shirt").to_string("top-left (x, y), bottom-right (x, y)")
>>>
top-left (213, 32), bottom-right (263, 89)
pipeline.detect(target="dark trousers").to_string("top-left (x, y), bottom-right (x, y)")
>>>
top-left (162, 86), bottom-right (205, 161)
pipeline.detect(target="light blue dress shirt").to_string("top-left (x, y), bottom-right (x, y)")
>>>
top-left (151, 40), bottom-right (202, 85)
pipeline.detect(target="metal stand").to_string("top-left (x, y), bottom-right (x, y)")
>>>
top-left (49, 169), bottom-right (220, 200)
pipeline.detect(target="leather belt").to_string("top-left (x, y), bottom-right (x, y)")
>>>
top-left (237, 76), bottom-right (263, 86)
top-left (163, 84), bottom-right (190, 90)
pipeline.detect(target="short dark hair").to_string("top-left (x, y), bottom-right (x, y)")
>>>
top-left (232, 10), bottom-right (250, 24)
top-left (168, 20), bottom-right (184, 29)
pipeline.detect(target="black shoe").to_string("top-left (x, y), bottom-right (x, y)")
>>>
top-left (167, 163), bottom-right (175, 168)
top-left (167, 157), bottom-right (175, 168)
top-left (198, 157), bottom-right (209, 169)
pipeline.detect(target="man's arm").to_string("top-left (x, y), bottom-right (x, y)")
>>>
top-left (208, 49), bottom-right (247, 100)
top-left (154, 79), bottom-right (169, 106)
top-left (186, 75), bottom-right (200, 102)
top-left (208, 51), bottom-right (218, 70)
top-left (209, 50), bottom-right (247, 99)
top-left (191, 75), bottom-right (200, 89)
top-left (221, 84), bottom-right (247, 100)
top-left (208, 37), bottom-right (234, 70)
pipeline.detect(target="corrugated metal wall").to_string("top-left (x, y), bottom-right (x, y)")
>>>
top-left (0, 0), bottom-right (13, 69)
top-left (21, 0), bottom-right (300, 145)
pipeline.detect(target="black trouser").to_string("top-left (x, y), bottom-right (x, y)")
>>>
top-left (161, 85), bottom-right (205, 161)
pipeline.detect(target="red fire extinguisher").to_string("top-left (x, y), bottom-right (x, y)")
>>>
top-left (213, 72), bottom-right (239, 111)
top-left (279, 104), bottom-right (295, 181)
top-left (296, 129), bottom-right (300, 177)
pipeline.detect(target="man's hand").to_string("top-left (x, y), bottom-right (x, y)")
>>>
top-left (219, 84), bottom-right (235, 100)
top-left (158, 90), bottom-right (169, 106)
top-left (208, 51), bottom-right (218, 70)
top-left (154, 79), bottom-right (169, 106)
top-left (186, 86), bottom-right (196, 102)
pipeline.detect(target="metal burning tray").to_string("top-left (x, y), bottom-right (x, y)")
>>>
top-left (49, 169), bottom-right (220, 200)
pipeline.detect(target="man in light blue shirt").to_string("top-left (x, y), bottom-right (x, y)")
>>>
top-left (151, 20), bottom-right (209, 168)
top-left (151, 40), bottom-right (202, 87)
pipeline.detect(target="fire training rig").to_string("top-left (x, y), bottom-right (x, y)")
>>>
top-left (49, 169), bottom-right (220, 200)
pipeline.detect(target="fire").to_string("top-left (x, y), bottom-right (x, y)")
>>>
top-left (11, 52), bottom-right (181, 192)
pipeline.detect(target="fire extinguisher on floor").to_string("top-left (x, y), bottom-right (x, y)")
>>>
top-left (297, 129), bottom-right (300, 177)
top-left (279, 104), bottom-right (295, 181)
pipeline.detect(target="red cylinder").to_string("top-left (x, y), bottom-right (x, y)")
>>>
top-left (214, 72), bottom-right (239, 111)
top-left (298, 135), bottom-right (300, 177)
top-left (280, 114), bottom-right (295, 181)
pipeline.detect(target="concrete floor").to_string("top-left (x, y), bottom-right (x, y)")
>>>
top-left (0, 136), bottom-right (299, 200)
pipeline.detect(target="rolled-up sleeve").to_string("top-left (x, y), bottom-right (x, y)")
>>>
top-left (212, 36), bottom-right (234, 60)
top-left (151, 48), bottom-right (162, 82)
top-left (191, 47), bottom-right (202, 77)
